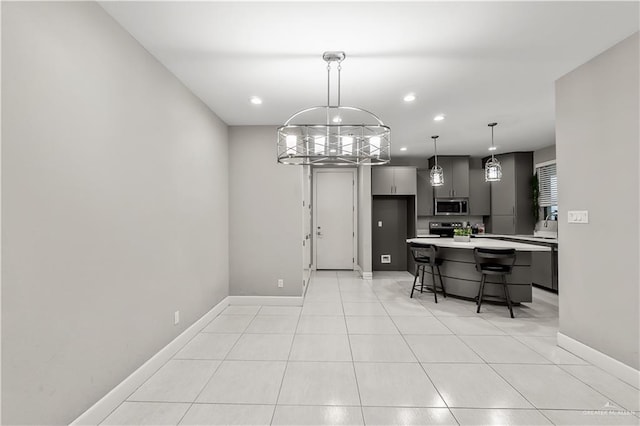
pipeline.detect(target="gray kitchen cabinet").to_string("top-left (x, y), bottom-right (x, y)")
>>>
top-left (532, 251), bottom-right (553, 290)
top-left (489, 152), bottom-right (534, 235)
top-left (372, 166), bottom-right (416, 195)
top-left (428, 156), bottom-right (469, 198)
top-left (491, 215), bottom-right (516, 235)
top-left (469, 168), bottom-right (491, 215)
top-left (416, 169), bottom-right (434, 216)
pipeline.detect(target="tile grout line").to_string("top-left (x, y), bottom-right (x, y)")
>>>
top-left (337, 271), bottom-right (367, 425)
top-left (555, 364), bottom-right (639, 413)
top-left (376, 273), bottom-right (460, 425)
top-left (174, 307), bottom-right (261, 425)
top-left (268, 272), bottom-right (312, 425)
top-left (98, 306), bottom-right (260, 424)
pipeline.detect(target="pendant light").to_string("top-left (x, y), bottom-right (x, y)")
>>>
top-left (430, 135), bottom-right (444, 186)
top-left (485, 122), bottom-right (502, 182)
top-left (277, 52), bottom-right (391, 165)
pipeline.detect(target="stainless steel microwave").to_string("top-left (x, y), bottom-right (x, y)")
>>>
top-left (434, 199), bottom-right (469, 216)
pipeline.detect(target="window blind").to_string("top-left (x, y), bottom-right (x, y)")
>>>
top-left (537, 163), bottom-right (557, 207)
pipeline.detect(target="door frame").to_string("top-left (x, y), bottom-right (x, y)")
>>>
top-left (312, 168), bottom-right (357, 270)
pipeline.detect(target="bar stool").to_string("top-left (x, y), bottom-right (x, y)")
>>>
top-left (409, 242), bottom-right (446, 303)
top-left (473, 247), bottom-right (517, 318)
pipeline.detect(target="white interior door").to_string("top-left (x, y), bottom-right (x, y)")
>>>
top-left (314, 169), bottom-right (355, 270)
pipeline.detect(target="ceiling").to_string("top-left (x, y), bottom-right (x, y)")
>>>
top-left (99, 1), bottom-right (638, 160)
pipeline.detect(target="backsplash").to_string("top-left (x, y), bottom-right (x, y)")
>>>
top-left (417, 216), bottom-right (486, 235)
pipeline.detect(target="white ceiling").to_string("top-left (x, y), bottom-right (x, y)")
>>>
top-left (99, 1), bottom-right (638, 160)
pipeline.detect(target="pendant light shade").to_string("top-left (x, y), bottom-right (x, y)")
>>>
top-left (485, 122), bottom-right (502, 182)
top-left (430, 135), bottom-right (444, 187)
top-left (277, 52), bottom-right (390, 166)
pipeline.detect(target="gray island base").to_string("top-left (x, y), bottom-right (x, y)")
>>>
top-left (407, 238), bottom-right (551, 304)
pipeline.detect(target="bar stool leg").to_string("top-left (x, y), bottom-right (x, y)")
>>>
top-left (411, 264), bottom-right (420, 298)
top-left (420, 265), bottom-right (425, 293)
top-left (476, 274), bottom-right (486, 313)
top-left (436, 265), bottom-right (446, 297)
top-left (502, 275), bottom-right (514, 318)
top-left (430, 265), bottom-right (438, 303)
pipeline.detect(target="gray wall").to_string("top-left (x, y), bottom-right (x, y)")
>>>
top-left (357, 167), bottom-right (373, 275)
top-left (228, 126), bottom-right (303, 297)
top-left (1, 2), bottom-right (229, 424)
top-left (556, 32), bottom-right (639, 370)
top-left (534, 145), bottom-right (556, 165)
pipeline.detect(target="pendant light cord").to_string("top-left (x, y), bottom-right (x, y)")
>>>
top-left (489, 122), bottom-right (497, 160)
top-left (432, 135), bottom-right (439, 166)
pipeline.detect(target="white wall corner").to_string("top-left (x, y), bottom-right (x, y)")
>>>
top-left (71, 297), bottom-right (230, 425)
top-left (557, 332), bottom-right (640, 389)
top-left (354, 264), bottom-right (373, 280)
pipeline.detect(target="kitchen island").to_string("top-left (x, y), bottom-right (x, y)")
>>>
top-left (406, 237), bottom-right (551, 303)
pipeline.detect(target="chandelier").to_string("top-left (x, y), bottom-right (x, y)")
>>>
top-left (485, 122), bottom-right (502, 182)
top-left (277, 52), bottom-right (390, 166)
top-left (430, 135), bottom-right (444, 186)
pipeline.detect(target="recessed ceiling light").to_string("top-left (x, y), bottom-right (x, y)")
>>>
top-left (400, 147), bottom-right (408, 151)
top-left (249, 96), bottom-right (262, 105)
top-left (332, 116), bottom-right (342, 123)
top-left (403, 93), bottom-right (416, 102)
top-left (433, 114), bottom-right (445, 121)
top-left (488, 146), bottom-right (497, 151)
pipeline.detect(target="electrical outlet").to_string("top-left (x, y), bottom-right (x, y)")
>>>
top-left (568, 210), bottom-right (589, 224)
top-left (174, 311), bottom-right (180, 325)
top-left (378, 220), bottom-right (383, 227)
top-left (278, 279), bottom-right (284, 288)
top-left (381, 254), bottom-right (391, 264)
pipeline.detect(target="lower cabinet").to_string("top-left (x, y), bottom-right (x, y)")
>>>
top-left (531, 251), bottom-right (558, 291)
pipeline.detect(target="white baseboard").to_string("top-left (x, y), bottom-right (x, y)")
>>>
top-left (557, 332), bottom-right (640, 389)
top-left (355, 264), bottom-right (373, 280)
top-left (227, 295), bottom-right (303, 306)
top-left (71, 297), bottom-right (230, 425)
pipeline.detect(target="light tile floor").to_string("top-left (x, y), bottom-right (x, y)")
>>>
top-left (100, 270), bottom-right (640, 425)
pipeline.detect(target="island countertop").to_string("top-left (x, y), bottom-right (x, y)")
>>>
top-left (407, 237), bottom-right (551, 252)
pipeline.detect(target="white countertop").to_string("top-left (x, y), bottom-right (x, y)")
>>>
top-left (475, 234), bottom-right (558, 244)
top-left (407, 237), bottom-right (552, 251)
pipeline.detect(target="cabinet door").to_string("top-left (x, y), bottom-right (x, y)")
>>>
top-left (451, 157), bottom-right (470, 198)
top-left (432, 157), bottom-right (453, 198)
top-left (490, 155), bottom-right (516, 215)
top-left (416, 170), bottom-right (433, 216)
top-left (469, 168), bottom-right (491, 215)
top-left (393, 167), bottom-right (417, 195)
top-left (371, 167), bottom-right (395, 195)
top-left (532, 251), bottom-right (553, 289)
top-left (492, 215), bottom-right (516, 235)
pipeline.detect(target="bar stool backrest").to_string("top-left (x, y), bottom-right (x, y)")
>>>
top-left (473, 247), bottom-right (516, 274)
top-left (409, 243), bottom-right (438, 265)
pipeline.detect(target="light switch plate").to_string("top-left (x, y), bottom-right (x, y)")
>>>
top-left (381, 255), bottom-right (391, 264)
top-left (568, 210), bottom-right (589, 223)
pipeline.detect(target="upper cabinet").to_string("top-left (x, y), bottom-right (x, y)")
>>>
top-left (416, 170), bottom-right (434, 216)
top-left (372, 166), bottom-right (417, 195)
top-left (489, 152), bottom-right (535, 235)
top-left (469, 168), bottom-right (491, 216)
top-left (428, 156), bottom-right (469, 198)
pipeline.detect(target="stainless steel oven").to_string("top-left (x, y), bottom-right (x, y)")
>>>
top-left (434, 199), bottom-right (468, 216)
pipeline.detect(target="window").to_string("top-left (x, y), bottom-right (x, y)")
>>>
top-left (536, 161), bottom-right (557, 219)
